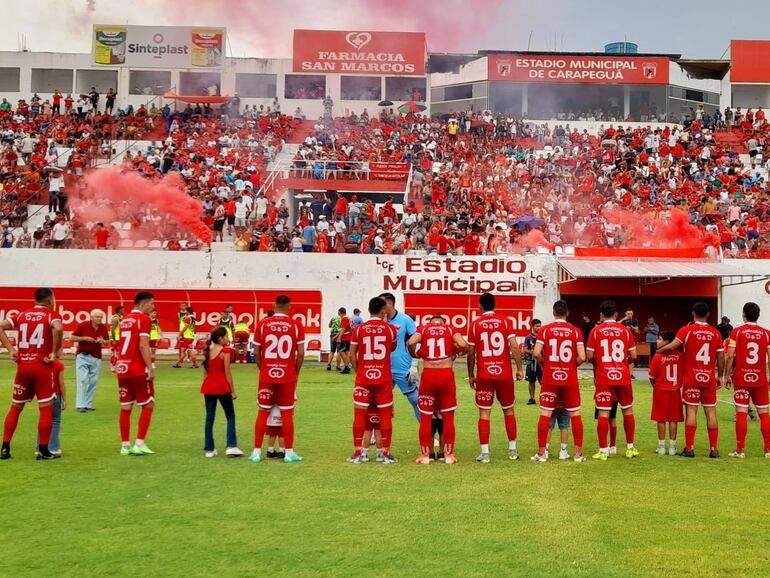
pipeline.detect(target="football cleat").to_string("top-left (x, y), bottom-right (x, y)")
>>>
top-left (708, 450), bottom-right (720, 459)
top-left (592, 451), bottom-right (608, 461)
top-left (225, 447), bottom-right (244, 458)
top-left (668, 446), bottom-right (678, 456)
top-left (380, 453), bottom-right (398, 464)
top-left (204, 450), bottom-right (218, 458)
top-left (508, 449), bottom-right (520, 461)
top-left (1, 443), bottom-right (11, 460)
top-left (657, 446), bottom-right (666, 456)
top-left (608, 446), bottom-right (617, 456)
top-left (443, 453), bottom-right (458, 465)
top-left (573, 454), bottom-right (587, 463)
top-left (130, 444), bottom-right (155, 455)
top-left (172, 363), bottom-right (182, 369)
top-left (625, 447), bottom-right (640, 459)
top-left (530, 453), bottom-right (548, 463)
top-left (679, 449), bottom-right (695, 458)
top-left (558, 449), bottom-right (570, 461)
top-left (284, 453), bottom-right (303, 463)
top-left (765, 451), bottom-right (770, 459)
top-left (476, 452), bottom-right (491, 463)
top-left (119, 446), bottom-right (131, 456)
top-left (728, 450), bottom-right (745, 459)
top-left (415, 453), bottom-right (431, 465)
top-left (248, 452), bottom-right (262, 464)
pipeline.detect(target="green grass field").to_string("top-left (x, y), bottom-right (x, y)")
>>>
top-left (1, 359), bottom-right (769, 577)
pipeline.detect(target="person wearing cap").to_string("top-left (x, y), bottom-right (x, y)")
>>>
top-left (373, 229), bottom-right (385, 254)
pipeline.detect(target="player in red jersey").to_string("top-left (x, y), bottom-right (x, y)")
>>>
top-left (649, 331), bottom-right (684, 456)
top-left (251, 295), bottom-right (306, 464)
top-left (116, 292), bottom-right (156, 456)
top-left (408, 314), bottom-right (468, 464)
top-left (531, 300), bottom-right (587, 462)
top-left (349, 296), bottom-right (398, 464)
top-left (586, 301), bottom-right (639, 460)
top-left (658, 301), bottom-right (725, 458)
top-left (466, 293), bottom-right (524, 463)
top-left (0, 288), bottom-right (63, 461)
top-left (724, 302), bottom-right (770, 458)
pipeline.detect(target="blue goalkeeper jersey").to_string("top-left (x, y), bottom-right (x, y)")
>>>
top-left (387, 310), bottom-right (416, 379)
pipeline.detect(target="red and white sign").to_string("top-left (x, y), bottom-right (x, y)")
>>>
top-left (731, 40), bottom-right (770, 83)
top-left (0, 287), bottom-right (322, 336)
top-left (404, 293), bottom-right (535, 337)
top-left (369, 162), bottom-right (410, 181)
top-left (293, 29), bottom-right (425, 75)
top-left (488, 53), bottom-right (669, 84)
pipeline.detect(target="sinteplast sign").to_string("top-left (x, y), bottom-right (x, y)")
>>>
top-left (92, 25), bottom-right (225, 68)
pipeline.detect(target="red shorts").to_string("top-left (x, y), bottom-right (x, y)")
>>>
top-left (266, 425), bottom-right (282, 437)
top-left (118, 375), bottom-right (155, 406)
top-left (258, 381), bottom-right (297, 411)
top-left (13, 363), bottom-right (56, 404)
top-left (419, 368), bottom-right (457, 415)
top-left (475, 377), bottom-right (514, 410)
top-left (594, 384), bottom-right (634, 411)
top-left (353, 382), bottom-right (393, 409)
top-left (540, 384), bottom-right (581, 412)
top-left (178, 338), bottom-right (193, 349)
top-left (651, 388), bottom-right (684, 422)
top-left (734, 386), bottom-right (770, 410)
top-left (233, 332), bottom-right (250, 344)
top-left (149, 340), bottom-right (158, 349)
top-left (682, 385), bottom-right (717, 407)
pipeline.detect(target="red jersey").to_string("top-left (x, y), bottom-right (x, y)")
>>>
top-left (468, 312), bottom-right (515, 381)
top-left (254, 313), bottom-right (305, 384)
top-left (339, 316), bottom-right (352, 343)
top-left (200, 346), bottom-right (233, 395)
top-left (648, 351), bottom-right (684, 391)
top-left (586, 321), bottom-right (636, 386)
top-left (675, 322), bottom-right (724, 388)
top-left (416, 323), bottom-right (457, 361)
top-left (116, 309), bottom-right (151, 378)
top-left (729, 323), bottom-right (770, 388)
top-left (351, 319), bottom-right (397, 386)
top-left (6, 306), bottom-right (61, 365)
top-left (536, 320), bottom-right (583, 386)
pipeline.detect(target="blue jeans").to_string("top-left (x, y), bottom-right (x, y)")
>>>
top-left (36, 396), bottom-right (62, 452)
top-left (204, 394), bottom-right (237, 451)
top-left (76, 353), bottom-right (102, 409)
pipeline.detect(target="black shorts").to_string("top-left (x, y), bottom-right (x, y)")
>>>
top-left (214, 220), bottom-right (225, 231)
top-left (330, 338), bottom-right (339, 353)
top-left (338, 341), bottom-right (350, 353)
top-left (526, 363), bottom-right (542, 384)
top-left (227, 215), bottom-right (235, 226)
top-left (594, 401), bottom-right (618, 420)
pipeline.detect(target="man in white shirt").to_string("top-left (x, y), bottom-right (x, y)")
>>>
top-left (316, 215), bottom-right (330, 235)
top-left (52, 220), bottom-right (69, 248)
top-left (234, 196), bottom-right (249, 230)
top-left (255, 193), bottom-right (268, 220)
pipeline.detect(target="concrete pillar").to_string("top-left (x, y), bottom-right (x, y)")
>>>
top-left (623, 85), bottom-right (630, 119)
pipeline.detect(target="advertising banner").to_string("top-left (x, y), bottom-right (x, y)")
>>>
top-left (93, 25), bottom-right (225, 68)
top-left (730, 40), bottom-right (770, 83)
top-left (488, 53), bottom-right (669, 84)
top-left (293, 29), bottom-right (425, 75)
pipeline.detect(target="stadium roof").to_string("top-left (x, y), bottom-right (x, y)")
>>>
top-left (557, 259), bottom-right (766, 280)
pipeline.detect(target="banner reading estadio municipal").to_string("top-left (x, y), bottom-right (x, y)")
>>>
top-left (293, 29), bottom-right (425, 75)
top-left (488, 53), bottom-right (669, 84)
top-left (93, 25), bottom-right (225, 68)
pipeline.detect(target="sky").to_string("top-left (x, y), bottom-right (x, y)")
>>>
top-left (3, 0), bottom-right (768, 59)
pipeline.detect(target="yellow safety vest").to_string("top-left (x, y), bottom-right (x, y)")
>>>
top-left (150, 321), bottom-right (161, 341)
top-left (110, 314), bottom-right (122, 341)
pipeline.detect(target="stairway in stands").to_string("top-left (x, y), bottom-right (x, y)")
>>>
top-left (286, 120), bottom-right (316, 144)
top-left (712, 128), bottom-right (748, 154)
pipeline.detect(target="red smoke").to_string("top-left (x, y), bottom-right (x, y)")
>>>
top-left (602, 208), bottom-right (718, 250)
top-left (519, 229), bottom-right (556, 252)
top-left (74, 167), bottom-right (212, 245)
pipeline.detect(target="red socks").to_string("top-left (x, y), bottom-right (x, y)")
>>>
top-left (137, 406), bottom-right (153, 440)
top-left (707, 426), bottom-right (719, 452)
top-left (379, 407), bottom-right (392, 453)
top-left (3, 404), bottom-right (23, 444)
top-left (504, 413), bottom-right (517, 442)
top-left (609, 423), bottom-right (618, 447)
top-left (537, 415), bottom-right (550, 454)
top-left (38, 404), bottom-right (53, 446)
top-left (254, 409), bottom-right (269, 449)
top-left (623, 414), bottom-right (635, 446)
top-left (736, 412), bottom-right (748, 453)
top-left (685, 424), bottom-right (696, 451)
top-left (571, 415), bottom-right (584, 450)
top-left (419, 413), bottom-right (432, 454)
top-left (597, 415), bottom-right (609, 449)
top-left (119, 407), bottom-right (132, 443)
top-left (443, 412), bottom-right (456, 455)
top-left (478, 418), bottom-right (490, 445)
top-left (352, 406), bottom-right (367, 449)
top-left (280, 410), bottom-right (294, 449)
top-left (760, 412), bottom-right (770, 452)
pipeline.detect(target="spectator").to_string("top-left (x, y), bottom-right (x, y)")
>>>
top-left (717, 316), bottom-right (733, 341)
top-left (71, 309), bottom-right (110, 412)
top-left (643, 317), bottom-right (660, 358)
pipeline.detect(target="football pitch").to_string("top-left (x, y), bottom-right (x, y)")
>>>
top-left (1, 359), bottom-right (769, 578)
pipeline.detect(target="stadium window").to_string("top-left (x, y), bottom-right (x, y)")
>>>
top-left (385, 77), bottom-right (426, 102)
top-left (235, 73), bottom-right (277, 98)
top-left (684, 89), bottom-right (704, 103)
top-left (76, 69), bottom-right (118, 96)
top-left (180, 72), bottom-right (221, 96)
top-left (340, 76), bottom-right (381, 101)
top-left (129, 70), bottom-right (172, 95)
top-left (284, 75), bottom-right (326, 100)
top-left (30, 69), bottom-right (73, 94)
top-left (444, 84), bottom-right (473, 101)
top-left (0, 68), bottom-right (20, 92)
top-left (430, 87), bottom-right (445, 102)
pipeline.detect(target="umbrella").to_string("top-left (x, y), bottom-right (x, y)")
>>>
top-left (513, 215), bottom-right (545, 229)
top-left (378, 100), bottom-right (394, 107)
top-left (398, 101), bottom-right (427, 115)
